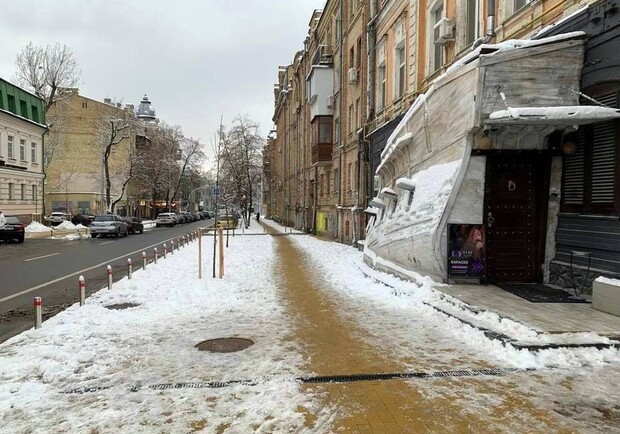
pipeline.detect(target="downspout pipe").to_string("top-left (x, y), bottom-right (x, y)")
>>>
top-left (473, 0), bottom-right (495, 48)
top-left (365, 0), bottom-right (378, 219)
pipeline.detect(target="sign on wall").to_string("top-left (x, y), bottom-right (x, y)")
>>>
top-left (447, 224), bottom-right (486, 281)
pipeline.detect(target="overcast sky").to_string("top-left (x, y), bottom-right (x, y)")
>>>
top-left (0, 0), bottom-right (325, 164)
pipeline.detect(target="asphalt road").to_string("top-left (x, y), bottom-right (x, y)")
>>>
top-left (0, 219), bottom-right (213, 342)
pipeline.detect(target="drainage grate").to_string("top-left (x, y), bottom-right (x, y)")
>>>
top-left (105, 302), bottom-right (140, 310)
top-left (196, 337), bottom-right (254, 353)
top-left (61, 367), bottom-right (533, 394)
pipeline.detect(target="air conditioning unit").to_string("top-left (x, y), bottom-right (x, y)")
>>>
top-left (348, 67), bottom-right (358, 85)
top-left (434, 18), bottom-right (454, 45)
top-left (326, 95), bottom-right (334, 108)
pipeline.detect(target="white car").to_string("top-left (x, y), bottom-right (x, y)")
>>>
top-left (156, 212), bottom-right (177, 227)
top-left (46, 212), bottom-right (69, 226)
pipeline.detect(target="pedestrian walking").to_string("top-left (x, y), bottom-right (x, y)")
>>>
top-left (256, 212), bottom-right (260, 222)
top-left (0, 211), bottom-right (6, 230)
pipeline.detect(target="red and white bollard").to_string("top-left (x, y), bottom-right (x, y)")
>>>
top-left (34, 297), bottom-right (42, 329)
top-left (153, 247), bottom-right (158, 264)
top-left (107, 265), bottom-right (113, 289)
top-left (79, 275), bottom-right (86, 306)
top-left (163, 243), bottom-right (167, 259)
top-left (127, 258), bottom-right (133, 280)
top-left (142, 251), bottom-right (147, 269)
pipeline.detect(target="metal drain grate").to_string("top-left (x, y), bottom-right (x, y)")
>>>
top-left (61, 367), bottom-right (533, 394)
top-left (105, 303), bottom-right (140, 310)
top-left (196, 337), bottom-right (254, 353)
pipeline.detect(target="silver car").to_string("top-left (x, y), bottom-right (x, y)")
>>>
top-left (47, 211), bottom-right (69, 226)
top-left (90, 214), bottom-right (128, 238)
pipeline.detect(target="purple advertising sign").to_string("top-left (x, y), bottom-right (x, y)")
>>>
top-left (448, 224), bottom-right (486, 280)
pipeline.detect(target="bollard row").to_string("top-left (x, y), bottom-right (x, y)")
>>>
top-left (34, 234), bottom-right (204, 328)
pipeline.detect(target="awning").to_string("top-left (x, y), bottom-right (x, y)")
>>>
top-left (486, 106), bottom-right (620, 126)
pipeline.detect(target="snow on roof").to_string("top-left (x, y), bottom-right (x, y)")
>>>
top-left (487, 106), bottom-right (620, 125)
top-left (369, 197), bottom-right (386, 208)
top-left (363, 206), bottom-right (378, 214)
top-left (380, 187), bottom-right (398, 198)
top-left (395, 178), bottom-right (416, 191)
top-left (378, 31), bottom-right (587, 173)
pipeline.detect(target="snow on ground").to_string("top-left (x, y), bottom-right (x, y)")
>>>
top-left (1, 218), bottom-right (620, 433)
top-left (0, 222), bottom-right (330, 433)
top-left (24, 222), bottom-right (51, 233)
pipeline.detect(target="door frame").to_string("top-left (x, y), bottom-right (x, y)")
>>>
top-left (481, 150), bottom-right (551, 284)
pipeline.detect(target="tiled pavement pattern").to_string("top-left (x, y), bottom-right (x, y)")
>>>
top-left (271, 230), bottom-right (573, 433)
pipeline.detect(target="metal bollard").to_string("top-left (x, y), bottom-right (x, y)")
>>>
top-left (107, 265), bottom-right (113, 289)
top-left (128, 258), bottom-right (133, 280)
top-left (79, 276), bottom-right (85, 306)
top-left (153, 247), bottom-right (158, 264)
top-left (142, 251), bottom-right (147, 269)
top-left (163, 243), bottom-right (167, 259)
top-left (34, 297), bottom-right (42, 329)
top-left (170, 240), bottom-right (174, 255)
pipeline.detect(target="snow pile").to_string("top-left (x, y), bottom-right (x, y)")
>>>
top-left (596, 276), bottom-right (620, 286)
top-left (55, 220), bottom-right (78, 230)
top-left (52, 232), bottom-right (90, 240)
top-left (25, 221), bottom-right (51, 233)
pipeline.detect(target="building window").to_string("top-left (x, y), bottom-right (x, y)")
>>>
top-left (561, 89), bottom-right (618, 215)
top-left (395, 43), bottom-right (406, 99)
top-left (32, 185), bottom-right (37, 201)
top-left (334, 169), bottom-right (340, 193)
top-left (378, 63), bottom-right (386, 110)
top-left (349, 104), bottom-right (354, 134)
top-left (9, 183), bottom-right (14, 200)
top-left (20, 100), bottom-right (28, 118)
top-left (31, 142), bottom-right (37, 163)
top-left (21, 184), bottom-right (25, 200)
top-left (31, 105), bottom-right (39, 123)
top-left (377, 41), bottom-right (386, 111)
top-left (7, 95), bottom-right (16, 114)
top-left (355, 98), bottom-right (360, 130)
top-left (356, 38), bottom-right (362, 69)
top-left (466, 0), bottom-right (480, 46)
top-left (326, 169), bottom-right (331, 194)
top-left (20, 139), bottom-right (26, 161)
top-left (430, 3), bottom-right (445, 73)
top-left (513, 0), bottom-right (530, 14)
top-left (7, 135), bottom-right (14, 159)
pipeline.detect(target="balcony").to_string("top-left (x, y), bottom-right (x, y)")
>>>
top-left (311, 116), bottom-right (333, 164)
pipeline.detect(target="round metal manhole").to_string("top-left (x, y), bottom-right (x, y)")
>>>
top-left (105, 302), bottom-right (140, 310)
top-left (196, 338), bottom-right (254, 353)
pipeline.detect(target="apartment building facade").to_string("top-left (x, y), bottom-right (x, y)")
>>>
top-left (268, 0), bottom-right (617, 289)
top-left (45, 89), bottom-right (135, 216)
top-left (0, 77), bottom-right (46, 223)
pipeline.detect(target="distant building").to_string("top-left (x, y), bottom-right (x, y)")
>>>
top-left (136, 94), bottom-right (157, 123)
top-left (0, 77), bottom-right (46, 222)
top-left (45, 89), bottom-right (135, 216)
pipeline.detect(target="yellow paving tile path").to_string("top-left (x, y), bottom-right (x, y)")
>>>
top-left (272, 231), bottom-right (574, 433)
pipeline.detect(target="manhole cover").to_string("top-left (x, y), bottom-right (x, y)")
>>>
top-left (196, 338), bottom-right (254, 353)
top-left (105, 302), bottom-right (140, 310)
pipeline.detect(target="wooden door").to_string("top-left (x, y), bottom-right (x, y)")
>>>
top-left (485, 154), bottom-right (547, 283)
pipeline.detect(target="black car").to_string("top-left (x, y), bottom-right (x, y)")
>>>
top-left (0, 216), bottom-right (25, 243)
top-left (71, 214), bottom-right (96, 226)
top-left (122, 216), bottom-right (144, 234)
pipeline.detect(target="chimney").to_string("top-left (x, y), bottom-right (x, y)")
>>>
top-left (104, 98), bottom-right (112, 105)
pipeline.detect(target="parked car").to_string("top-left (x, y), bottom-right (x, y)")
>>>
top-left (90, 214), bottom-right (128, 238)
top-left (155, 212), bottom-right (176, 227)
top-left (46, 211), bottom-right (69, 226)
top-left (71, 214), bottom-right (95, 226)
top-left (0, 216), bottom-right (25, 243)
top-left (122, 216), bottom-right (144, 234)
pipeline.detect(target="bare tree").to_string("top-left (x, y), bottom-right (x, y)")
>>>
top-left (96, 109), bottom-right (135, 213)
top-left (14, 42), bottom-right (81, 111)
top-left (170, 136), bottom-right (205, 207)
top-left (219, 115), bottom-right (264, 226)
